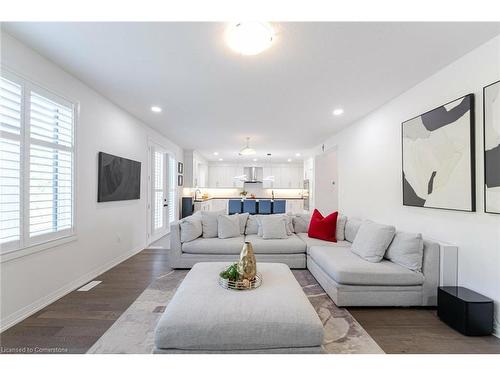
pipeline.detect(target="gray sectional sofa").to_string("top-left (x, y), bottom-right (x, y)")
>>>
top-left (167, 213), bottom-right (440, 307)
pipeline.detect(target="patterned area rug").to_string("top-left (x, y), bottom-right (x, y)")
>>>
top-left (87, 269), bottom-right (383, 354)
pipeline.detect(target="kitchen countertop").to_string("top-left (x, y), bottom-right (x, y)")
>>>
top-left (191, 197), bottom-right (304, 202)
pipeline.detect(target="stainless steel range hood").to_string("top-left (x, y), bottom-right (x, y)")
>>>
top-left (243, 166), bottom-right (263, 183)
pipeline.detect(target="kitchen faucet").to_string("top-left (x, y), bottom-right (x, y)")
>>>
top-left (194, 189), bottom-right (202, 201)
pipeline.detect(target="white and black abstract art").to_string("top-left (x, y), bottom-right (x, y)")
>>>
top-left (402, 94), bottom-right (475, 212)
top-left (484, 80), bottom-right (500, 214)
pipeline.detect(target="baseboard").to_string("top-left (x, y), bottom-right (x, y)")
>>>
top-left (0, 244), bottom-right (145, 333)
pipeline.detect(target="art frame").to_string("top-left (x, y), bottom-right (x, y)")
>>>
top-left (401, 94), bottom-right (475, 212)
top-left (177, 174), bottom-right (183, 187)
top-left (178, 162), bottom-right (183, 174)
top-left (483, 80), bottom-right (500, 215)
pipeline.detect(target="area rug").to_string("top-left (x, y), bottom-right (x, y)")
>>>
top-left (87, 269), bottom-right (383, 354)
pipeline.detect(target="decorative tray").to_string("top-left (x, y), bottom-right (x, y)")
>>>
top-left (218, 272), bottom-right (262, 291)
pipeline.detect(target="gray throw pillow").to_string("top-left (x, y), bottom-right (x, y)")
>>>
top-left (179, 213), bottom-right (202, 243)
top-left (292, 213), bottom-right (311, 233)
top-left (345, 217), bottom-right (363, 243)
top-left (237, 212), bottom-right (250, 235)
top-left (385, 231), bottom-right (424, 271)
top-left (245, 214), bottom-right (264, 235)
top-left (217, 214), bottom-right (241, 239)
top-left (201, 210), bottom-right (224, 238)
top-left (336, 214), bottom-right (347, 241)
top-left (351, 220), bottom-right (396, 263)
top-left (257, 214), bottom-right (292, 236)
top-left (260, 215), bottom-right (289, 239)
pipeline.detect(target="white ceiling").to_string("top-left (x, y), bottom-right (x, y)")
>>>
top-left (3, 22), bottom-right (500, 162)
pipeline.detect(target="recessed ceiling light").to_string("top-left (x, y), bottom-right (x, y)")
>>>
top-left (225, 22), bottom-right (275, 56)
top-left (287, 158), bottom-right (292, 162)
top-left (253, 158), bottom-right (258, 162)
top-left (333, 108), bottom-right (344, 116)
top-left (151, 106), bottom-right (162, 113)
top-left (213, 152), bottom-right (219, 156)
top-left (295, 153), bottom-right (301, 157)
top-left (218, 158), bottom-right (223, 161)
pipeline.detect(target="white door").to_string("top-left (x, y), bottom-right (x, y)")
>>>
top-left (150, 145), bottom-right (169, 242)
top-left (314, 150), bottom-right (338, 214)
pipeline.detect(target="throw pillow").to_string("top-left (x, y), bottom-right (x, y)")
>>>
top-left (201, 210), bottom-right (224, 238)
top-left (260, 215), bottom-right (289, 239)
top-left (292, 213), bottom-right (311, 233)
top-left (245, 214), bottom-right (263, 235)
top-left (385, 231), bottom-right (424, 271)
top-left (344, 217), bottom-right (363, 242)
top-left (179, 213), bottom-right (202, 243)
top-left (307, 209), bottom-right (338, 242)
top-left (257, 214), bottom-right (293, 236)
top-left (237, 212), bottom-right (250, 235)
top-left (336, 214), bottom-right (347, 241)
top-left (217, 214), bottom-right (241, 239)
top-left (351, 220), bottom-right (396, 262)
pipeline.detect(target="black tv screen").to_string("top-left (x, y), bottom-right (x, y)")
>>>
top-left (98, 152), bottom-right (141, 202)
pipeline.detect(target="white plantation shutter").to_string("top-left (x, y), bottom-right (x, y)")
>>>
top-left (0, 77), bottom-right (22, 247)
top-left (0, 71), bottom-right (76, 256)
top-left (29, 90), bottom-right (74, 240)
top-left (168, 156), bottom-right (176, 224)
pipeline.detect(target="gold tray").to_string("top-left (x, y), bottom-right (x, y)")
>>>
top-left (218, 272), bottom-right (262, 290)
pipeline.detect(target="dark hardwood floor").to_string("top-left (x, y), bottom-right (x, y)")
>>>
top-left (0, 248), bottom-right (172, 354)
top-left (1, 247), bottom-right (499, 354)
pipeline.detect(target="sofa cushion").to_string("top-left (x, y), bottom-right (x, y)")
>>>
top-left (182, 236), bottom-right (245, 254)
top-left (344, 217), bottom-right (362, 242)
top-left (309, 246), bottom-right (424, 286)
top-left (217, 214), bottom-right (241, 239)
top-left (179, 212), bottom-right (202, 243)
top-left (351, 220), bottom-right (396, 262)
top-left (201, 210), bottom-right (224, 238)
top-left (296, 232), bottom-right (351, 251)
top-left (308, 209), bottom-right (338, 242)
top-left (244, 234), bottom-right (306, 254)
top-left (385, 231), bottom-right (424, 272)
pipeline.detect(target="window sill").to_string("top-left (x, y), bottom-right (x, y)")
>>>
top-left (0, 234), bottom-right (77, 263)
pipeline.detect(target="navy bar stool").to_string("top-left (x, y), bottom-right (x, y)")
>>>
top-left (272, 200), bottom-right (286, 214)
top-left (228, 199), bottom-right (242, 214)
top-left (258, 200), bottom-right (272, 214)
top-left (242, 199), bottom-right (257, 214)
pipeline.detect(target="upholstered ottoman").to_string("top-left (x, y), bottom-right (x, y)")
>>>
top-left (154, 262), bottom-right (324, 353)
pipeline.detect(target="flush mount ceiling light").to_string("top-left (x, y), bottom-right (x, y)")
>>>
top-left (151, 106), bottom-right (162, 113)
top-left (333, 108), bottom-right (344, 116)
top-left (239, 137), bottom-right (256, 156)
top-left (225, 22), bottom-right (275, 56)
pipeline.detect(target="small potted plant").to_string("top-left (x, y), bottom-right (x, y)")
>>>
top-left (239, 190), bottom-right (248, 200)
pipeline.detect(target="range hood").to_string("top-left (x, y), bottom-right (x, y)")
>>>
top-left (243, 166), bottom-right (263, 183)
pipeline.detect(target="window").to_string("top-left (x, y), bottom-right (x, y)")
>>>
top-left (0, 72), bottom-right (75, 255)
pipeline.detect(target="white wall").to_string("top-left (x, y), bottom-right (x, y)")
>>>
top-left (315, 35), bottom-right (500, 334)
top-left (0, 33), bottom-right (183, 330)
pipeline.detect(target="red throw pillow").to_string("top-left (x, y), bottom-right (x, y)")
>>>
top-left (308, 209), bottom-right (338, 242)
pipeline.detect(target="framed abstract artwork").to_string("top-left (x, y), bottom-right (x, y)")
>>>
top-left (177, 174), bottom-right (183, 187)
top-left (402, 94), bottom-right (475, 212)
top-left (178, 162), bottom-right (184, 174)
top-left (484, 80), bottom-right (500, 214)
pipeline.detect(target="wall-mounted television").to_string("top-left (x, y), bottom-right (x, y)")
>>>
top-left (98, 152), bottom-right (141, 202)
